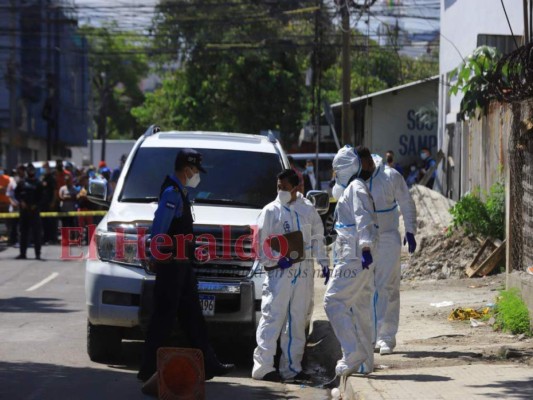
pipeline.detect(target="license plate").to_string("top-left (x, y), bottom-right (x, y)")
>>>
top-left (199, 295), bottom-right (215, 316)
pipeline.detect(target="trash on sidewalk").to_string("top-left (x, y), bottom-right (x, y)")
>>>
top-left (448, 307), bottom-right (490, 321)
top-left (430, 301), bottom-right (454, 308)
top-left (470, 318), bottom-right (487, 327)
top-left (527, 266), bottom-right (533, 276)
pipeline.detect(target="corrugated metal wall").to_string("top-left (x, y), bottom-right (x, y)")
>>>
top-left (449, 101), bottom-right (532, 271)
top-left (455, 104), bottom-right (510, 198)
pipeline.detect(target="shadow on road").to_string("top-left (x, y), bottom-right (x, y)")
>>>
top-left (466, 378), bottom-right (533, 399)
top-left (395, 350), bottom-right (483, 359)
top-left (0, 297), bottom-right (78, 313)
top-left (0, 360), bottom-right (144, 400)
top-left (368, 373), bottom-right (453, 382)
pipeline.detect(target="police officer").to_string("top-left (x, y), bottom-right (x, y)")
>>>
top-left (138, 149), bottom-right (234, 382)
top-left (14, 163), bottom-right (44, 260)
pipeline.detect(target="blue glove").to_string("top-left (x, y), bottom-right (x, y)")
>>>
top-left (362, 250), bottom-right (373, 269)
top-left (321, 264), bottom-right (330, 285)
top-left (277, 256), bottom-right (293, 270)
top-left (403, 232), bottom-right (417, 254)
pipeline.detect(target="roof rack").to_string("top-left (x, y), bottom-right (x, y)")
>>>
top-left (143, 124), bottom-right (161, 137)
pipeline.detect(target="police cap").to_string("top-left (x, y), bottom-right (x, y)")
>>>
top-left (174, 149), bottom-right (206, 173)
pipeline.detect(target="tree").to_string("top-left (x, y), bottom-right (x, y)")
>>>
top-left (132, 1), bottom-right (334, 147)
top-left (80, 23), bottom-right (148, 160)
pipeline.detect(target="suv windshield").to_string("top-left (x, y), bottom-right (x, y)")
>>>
top-left (120, 147), bottom-right (283, 208)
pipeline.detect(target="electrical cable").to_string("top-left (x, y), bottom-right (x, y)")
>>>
top-left (500, 0), bottom-right (520, 50)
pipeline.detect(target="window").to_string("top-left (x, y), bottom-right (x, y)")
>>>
top-left (477, 34), bottom-right (521, 56)
top-left (120, 147), bottom-right (283, 208)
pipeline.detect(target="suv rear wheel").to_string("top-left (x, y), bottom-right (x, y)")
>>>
top-left (87, 321), bottom-right (122, 362)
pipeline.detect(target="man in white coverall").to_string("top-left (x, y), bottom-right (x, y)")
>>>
top-left (354, 146), bottom-right (417, 355)
top-left (324, 145), bottom-right (378, 378)
top-left (252, 169), bottom-right (329, 383)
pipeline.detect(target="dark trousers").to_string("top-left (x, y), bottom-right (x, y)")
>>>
top-left (139, 262), bottom-right (216, 377)
top-left (8, 217), bottom-right (18, 245)
top-left (20, 211), bottom-right (42, 257)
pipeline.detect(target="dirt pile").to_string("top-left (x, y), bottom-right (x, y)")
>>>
top-left (401, 229), bottom-right (483, 280)
top-left (400, 185), bottom-right (483, 280)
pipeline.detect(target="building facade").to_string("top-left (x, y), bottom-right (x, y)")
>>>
top-left (0, 0), bottom-right (89, 169)
top-left (438, 0), bottom-right (524, 198)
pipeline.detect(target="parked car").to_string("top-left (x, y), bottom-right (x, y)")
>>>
top-left (85, 126), bottom-right (329, 361)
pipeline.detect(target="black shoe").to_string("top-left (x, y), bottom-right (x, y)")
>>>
top-left (137, 369), bottom-right (155, 383)
top-left (285, 371), bottom-right (312, 384)
top-left (15, 254), bottom-right (26, 260)
top-left (36, 255), bottom-right (42, 260)
top-left (262, 371), bottom-right (282, 382)
top-left (205, 362), bottom-right (235, 380)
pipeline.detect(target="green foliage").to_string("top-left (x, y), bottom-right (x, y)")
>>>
top-left (131, 0), bottom-right (438, 148)
top-left (449, 46), bottom-right (501, 121)
top-left (80, 23), bottom-right (149, 139)
top-left (449, 182), bottom-right (505, 240)
top-left (494, 289), bottom-right (531, 335)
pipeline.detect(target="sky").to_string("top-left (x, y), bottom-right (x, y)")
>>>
top-left (73, 0), bottom-right (440, 36)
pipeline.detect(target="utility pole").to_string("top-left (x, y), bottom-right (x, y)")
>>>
top-left (314, 0), bottom-right (322, 179)
top-left (523, 0), bottom-right (529, 45)
top-left (340, 0), bottom-right (352, 146)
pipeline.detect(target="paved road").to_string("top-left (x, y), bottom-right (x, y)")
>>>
top-left (0, 244), bottom-right (330, 400)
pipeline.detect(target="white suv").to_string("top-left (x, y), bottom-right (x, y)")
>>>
top-left (85, 126), bottom-right (294, 361)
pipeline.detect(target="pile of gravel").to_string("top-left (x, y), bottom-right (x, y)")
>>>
top-left (401, 229), bottom-right (483, 281)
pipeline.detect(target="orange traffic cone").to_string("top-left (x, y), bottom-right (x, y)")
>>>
top-left (157, 347), bottom-right (205, 400)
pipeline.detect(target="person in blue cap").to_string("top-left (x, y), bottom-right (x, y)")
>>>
top-left (138, 148), bottom-right (234, 383)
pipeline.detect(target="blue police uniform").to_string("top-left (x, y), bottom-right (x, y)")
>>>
top-left (138, 150), bottom-right (232, 382)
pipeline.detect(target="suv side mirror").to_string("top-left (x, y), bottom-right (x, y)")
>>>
top-left (88, 177), bottom-right (110, 208)
top-left (306, 190), bottom-right (330, 215)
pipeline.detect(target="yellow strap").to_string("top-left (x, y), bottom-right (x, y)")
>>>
top-left (0, 211), bottom-right (108, 218)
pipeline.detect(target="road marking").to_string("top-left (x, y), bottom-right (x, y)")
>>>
top-left (25, 272), bottom-right (59, 292)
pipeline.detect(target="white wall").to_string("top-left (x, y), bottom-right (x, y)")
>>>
top-left (70, 140), bottom-right (136, 170)
top-left (440, 0), bottom-right (524, 116)
top-left (440, 0), bottom-right (524, 74)
top-left (366, 80), bottom-right (439, 169)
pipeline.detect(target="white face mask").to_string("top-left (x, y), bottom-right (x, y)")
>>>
top-left (420, 152), bottom-right (429, 160)
top-left (186, 169), bottom-right (201, 188)
top-left (278, 190), bottom-right (292, 205)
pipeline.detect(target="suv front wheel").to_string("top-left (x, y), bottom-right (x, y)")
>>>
top-left (87, 321), bottom-right (122, 362)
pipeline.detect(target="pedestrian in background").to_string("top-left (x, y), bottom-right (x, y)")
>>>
top-left (58, 174), bottom-right (79, 237)
top-left (8, 165), bottom-right (26, 246)
top-left (110, 154), bottom-right (126, 191)
top-left (419, 147), bottom-right (436, 189)
top-left (287, 156), bottom-right (305, 195)
top-left (302, 159), bottom-right (317, 194)
top-left (384, 150), bottom-right (404, 177)
top-left (15, 163), bottom-right (43, 260)
top-left (76, 175), bottom-right (93, 245)
top-left (41, 162), bottom-right (57, 244)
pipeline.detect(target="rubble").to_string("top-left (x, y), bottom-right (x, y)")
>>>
top-left (400, 185), bottom-right (484, 281)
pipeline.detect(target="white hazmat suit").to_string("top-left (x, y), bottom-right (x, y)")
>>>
top-left (368, 155), bottom-right (417, 354)
top-left (324, 146), bottom-right (379, 376)
top-left (252, 192), bottom-right (328, 380)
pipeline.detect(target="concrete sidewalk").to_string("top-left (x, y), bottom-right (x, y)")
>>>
top-left (344, 364), bottom-right (533, 399)
top-left (342, 277), bottom-right (533, 400)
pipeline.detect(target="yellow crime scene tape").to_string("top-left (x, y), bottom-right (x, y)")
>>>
top-left (0, 211), bottom-right (108, 218)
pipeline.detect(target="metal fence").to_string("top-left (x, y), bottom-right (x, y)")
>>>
top-left (444, 100), bottom-right (532, 272)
